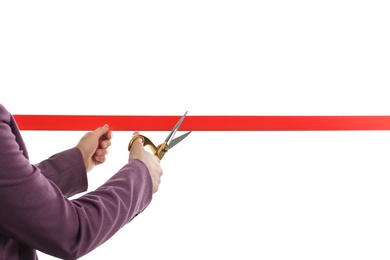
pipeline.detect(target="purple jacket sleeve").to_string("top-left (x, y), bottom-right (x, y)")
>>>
top-left (34, 147), bottom-right (89, 198)
top-left (0, 105), bottom-right (153, 259)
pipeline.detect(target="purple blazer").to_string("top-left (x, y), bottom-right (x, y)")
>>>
top-left (0, 104), bottom-right (153, 259)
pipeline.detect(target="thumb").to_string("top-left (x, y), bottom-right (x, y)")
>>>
top-left (93, 124), bottom-right (110, 137)
top-left (130, 131), bottom-right (144, 152)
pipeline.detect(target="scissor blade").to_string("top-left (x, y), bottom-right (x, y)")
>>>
top-left (164, 111), bottom-right (188, 143)
top-left (168, 131), bottom-right (191, 149)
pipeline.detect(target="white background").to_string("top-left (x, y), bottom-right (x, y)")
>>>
top-left (1, 1), bottom-right (390, 259)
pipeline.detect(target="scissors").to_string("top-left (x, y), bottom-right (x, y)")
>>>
top-left (128, 111), bottom-right (191, 160)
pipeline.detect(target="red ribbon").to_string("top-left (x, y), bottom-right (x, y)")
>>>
top-left (13, 115), bottom-right (390, 131)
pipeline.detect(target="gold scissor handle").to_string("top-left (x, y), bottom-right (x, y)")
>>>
top-left (128, 134), bottom-right (168, 160)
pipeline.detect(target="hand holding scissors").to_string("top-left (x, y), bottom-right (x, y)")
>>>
top-left (128, 111), bottom-right (191, 160)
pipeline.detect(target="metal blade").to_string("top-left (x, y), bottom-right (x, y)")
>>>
top-left (168, 131), bottom-right (191, 149)
top-left (164, 111), bottom-right (188, 144)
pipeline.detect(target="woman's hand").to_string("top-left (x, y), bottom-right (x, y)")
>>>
top-left (76, 124), bottom-right (112, 173)
top-left (129, 131), bottom-right (163, 193)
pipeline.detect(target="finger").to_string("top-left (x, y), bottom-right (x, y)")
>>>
top-left (94, 154), bottom-right (106, 164)
top-left (130, 136), bottom-right (144, 153)
top-left (99, 131), bottom-right (112, 142)
top-left (93, 124), bottom-right (110, 138)
top-left (130, 131), bottom-right (144, 151)
top-left (95, 148), bottom-right (108, 156)
top-left (100, 139), bottom-right (111, 149)
top-left (104, 130), bottom-right (113, 141)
